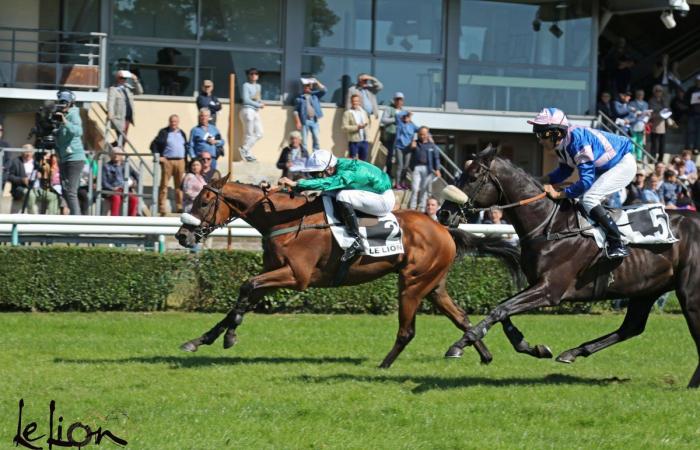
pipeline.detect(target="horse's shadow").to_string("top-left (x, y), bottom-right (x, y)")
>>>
top-left (294, 373), bottom-right (631, 394)
top-left (53, 355), bottom-right (368, 368)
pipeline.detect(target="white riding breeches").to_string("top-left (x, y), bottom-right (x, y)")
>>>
top-left (336, 189), bottom-right (396, 216)
top-left (580, 153), bottom-right (637, 213)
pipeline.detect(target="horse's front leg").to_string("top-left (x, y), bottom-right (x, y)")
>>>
top-left (181, 265), bottom-right (299, 352)
top-left (450, 281), bottom-right (559, 351)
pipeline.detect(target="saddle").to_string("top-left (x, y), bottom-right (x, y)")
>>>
top-left (577, 202), bottom-right (678, 248)
top-left (322, 195), bottom-right (404, 257)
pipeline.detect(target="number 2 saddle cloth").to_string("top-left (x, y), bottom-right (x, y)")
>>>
top-left (322, 195), bottom-right (404, 257)
top-left (578, 203), bottom-right (679, 249)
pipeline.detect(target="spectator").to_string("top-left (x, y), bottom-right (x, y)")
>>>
top-left (628, 88), bottom-right (649, 160)
top-left (199, 151), bottom-right (221, 184)
top-left (660, 169), bottom-right (681, 208)
top-left (654, 161), bottom-right (666, 179)
top-left (603, 38), bottom-right (634, 96)
top-left (670, 155), bottom-right (685, 176)
top-left (652, 54), bottom-right (682, 95)
top-left (46, 154), bottom-right (65, 214)
top-left (342, 94), bottom-right (370, 161)
top-left (648, 85), bottom-right (669, 162)
top-left (625, 170), bottom-right (646, 205)
top-left (482, 208), bottom-right (508, 225)
top-left (102, 147), bottom-right (139, 216)
top-left (612, 90), bottom-right (633, 133)
top-left (596, 91), bottom-right (614, 118)
top-left (394, 111), bottom-right (420, 189)
top-left (346, 73), bottom-right (383, 119)
top-left (196, 80), bottom-right (222, 124)
top-left (182, 159), bottom-right (207, 213)
top-left (380, 92), bottom-right (405, 181)
top-left (156, 47), bottom-right (189, 95)
top-left (641, 174), bottom-right (662, 204)
top-left (681, 149), bottom-right (698, 183)
top-left (151, 114), bottom-right (188, 215)
top-left (107, 70), bottom-right (143, 143)
top-left (189, 108), bottom-right (224, 169)
top-left (409, 126), bottom-right (441, 211)
top-left (7, 145), bottom-right (36, 213)
top-left (686, 75), bottom-right (700, 152)
top-left (276, 130), bottom-right (309, 179)
top-left (294, 77), bottom-right (326, 151)
top-left (424, 196), bottom-right (439, 221)
top-left (77, 152), bottom-right (97, 215)
top-left (239, 67), bottom-right (264, 162)
top-left (55, 90), bottom-right (85, 215)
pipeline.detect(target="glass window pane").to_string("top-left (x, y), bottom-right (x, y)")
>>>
top-left (200, 0), bottom-right (281, 47)
top-left (109, 44), bottom-right (196, 95)
top-left (199, 50), bottom-right (281, 101)
top-left (375, 59), bottom-right (443, 108)
top-left (63, 0), bottom-right (100, 33)
top-left (375, 0), bottom-right (443, 55)
top-left (301, 55), bottom-right (372, 106)
top-left (459, 0), bottom-right (592, 68)
top-left (457, 64), bottom-right (589, 114)
top-left (304, 0), bottom-right (372, 50)
top-left (112, 0), bottom-right (197, 40)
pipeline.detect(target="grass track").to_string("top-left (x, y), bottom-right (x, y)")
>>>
top-left (1, 312), bottom-right (699, 449)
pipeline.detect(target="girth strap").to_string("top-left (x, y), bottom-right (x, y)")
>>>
top-left (264, 223), bottom-right (331, 239)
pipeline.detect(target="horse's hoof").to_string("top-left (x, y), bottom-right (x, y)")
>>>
top-left (536, 345), bottom-right (554, 359)
top-left (444, 346), bottom-right (464, 358)
top-left (556, 351), bottom-right (577, 364)
top-left (223, 333), bottom-right (237, 349)
top-left (180, 341), bottom-right (198, 353)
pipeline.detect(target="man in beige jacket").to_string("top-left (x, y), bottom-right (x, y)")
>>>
top-left (107, 70), bottom-right (143, 144)
top-left (342, 94), bottom-right (370, 161)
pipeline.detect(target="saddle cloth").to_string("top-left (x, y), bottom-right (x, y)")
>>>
top-left (322, 195), bottom-right (404, 257)
top-left (578, 203), bottom-right (679, 248)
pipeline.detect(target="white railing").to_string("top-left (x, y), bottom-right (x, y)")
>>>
top-left (0, 214), bottom-right (515, 250)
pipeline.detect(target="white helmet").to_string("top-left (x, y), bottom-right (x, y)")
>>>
top-left (302, 149), bottom-right (337, 172)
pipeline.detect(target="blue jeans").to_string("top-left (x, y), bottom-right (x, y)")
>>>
top-left (302, 119), bottom-right (320, 151)
top-left (348, 141), bottom-right (369, 161)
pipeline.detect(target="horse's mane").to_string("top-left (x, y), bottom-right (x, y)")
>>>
top-left (495, 157), bottom-right (544, 190)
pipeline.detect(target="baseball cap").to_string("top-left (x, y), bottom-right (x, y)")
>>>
top-left (116, 70), bottom-right (132, 79)
top-left (394, 92), bottom-right (404, 99)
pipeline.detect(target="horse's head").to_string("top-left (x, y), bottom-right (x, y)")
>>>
top-left (176, 173), bottom-right (234, 248)
top-left (437, 144), bottom-right (500, 226)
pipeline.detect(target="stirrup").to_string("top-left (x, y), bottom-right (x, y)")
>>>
top-left (341, 238), bottom-right (363, 262)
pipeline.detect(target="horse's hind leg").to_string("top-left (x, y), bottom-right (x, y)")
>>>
top-left (427, 277), bottom-right (493, 364)
top-left (180, 266), bottom-right (298, 352)
top-left (555, 295), bottom-right (656, 364)
top-left (675, 268), bottom-right (700, 388)
top-left (379, 286), bottom-right (420, 369)
top-left (500, 318), bottom-right (553, 359)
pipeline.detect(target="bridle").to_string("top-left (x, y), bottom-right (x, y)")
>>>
top-left (192, 184), bottom-right (273, 241)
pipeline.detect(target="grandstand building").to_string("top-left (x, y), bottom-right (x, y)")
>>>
top-left (1, 0), bottom-right (699, 182)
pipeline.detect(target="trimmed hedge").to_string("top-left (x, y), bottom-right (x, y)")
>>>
top-left (0, 247), bottom-right (183, 311)
top-left (0, 247), bottom-right (517, 313)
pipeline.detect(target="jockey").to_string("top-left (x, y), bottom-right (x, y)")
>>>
top-left (530, 107), bottom-right (637, 258)
top-left (278, 149), bottom-right (395, 262)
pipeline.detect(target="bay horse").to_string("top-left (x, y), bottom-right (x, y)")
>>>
top-left (174, 173), bottom-right (520, 368)
top-left (438, 146), bottom-right (700, 387)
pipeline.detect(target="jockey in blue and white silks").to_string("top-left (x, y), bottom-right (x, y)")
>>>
top-left (529, 107), bottom-right (637, 258)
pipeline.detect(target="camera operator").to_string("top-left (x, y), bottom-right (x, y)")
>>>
top-left (54, 89), bottom-right (85, 215)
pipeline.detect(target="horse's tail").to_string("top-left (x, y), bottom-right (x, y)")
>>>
top-left (448, 228), bottom-right (523, 285)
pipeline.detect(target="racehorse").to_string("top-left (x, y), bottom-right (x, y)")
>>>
top-left (175, 174), bottom-right (520, 368)
top-left (438, 145), bottom-right (700, 388)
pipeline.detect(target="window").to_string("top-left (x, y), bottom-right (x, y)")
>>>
top-left (109, 44), bottom-right (196, 95)
top-left (375, 0), bottom-right (443, 55)
top-left (304, 0), bottom-right (372, 50)
top-left (458, 0), bottom-right (593, 113)
top-left (301, 55), bottom-right (372, 106)
top-left (112, 0), bottom-right (197, 40)
top-left (200, 0), bottom-right (281, 47)
top-left (199, 50), bottom-right (282, 101)
top-left (375, 59), bottom-right (443, 107)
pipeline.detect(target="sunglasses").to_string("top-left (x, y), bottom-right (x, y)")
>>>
top-left (203, 85), bottom-right (213, 88)
top-left (201, 157), bottom-right (211, 161)
top-left (534, 130), bottom-right (556, 140)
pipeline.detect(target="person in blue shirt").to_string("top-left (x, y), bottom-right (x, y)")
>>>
top-left (294, 77), bottom-right (326, 151)
top-left (532, 107), bottom-right (637, 258)
top-left (189, 108), bottom-right (224, 169)
top-left (393, 111), bottom-right (420, 189)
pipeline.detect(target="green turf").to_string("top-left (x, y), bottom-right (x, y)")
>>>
top-left (1, 313), bottom-right (698, 449)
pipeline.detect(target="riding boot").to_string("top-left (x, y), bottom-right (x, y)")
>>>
top-left (336, 201), bottom-right (364, 262)
top-left (588, 205), bottom-right (630, 258)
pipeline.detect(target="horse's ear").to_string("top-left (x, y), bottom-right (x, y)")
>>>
top-left (476, 143), bottom-right (497, 160)
top-left (220, 172), bottom-right (231, 184)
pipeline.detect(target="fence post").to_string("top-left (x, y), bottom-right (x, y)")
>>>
top-left (158, 234), bottom-right (166, 254)
top-left (94, 32), bottom-right (108, 91)
top-left (11, 224), bottom-right (19, 246)
top-left (152, 153), bottom-right (160, 216)
top-left (121, 158), bottom-right (129, 216)
top-left (96, 157), bottom-right (103, 214)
